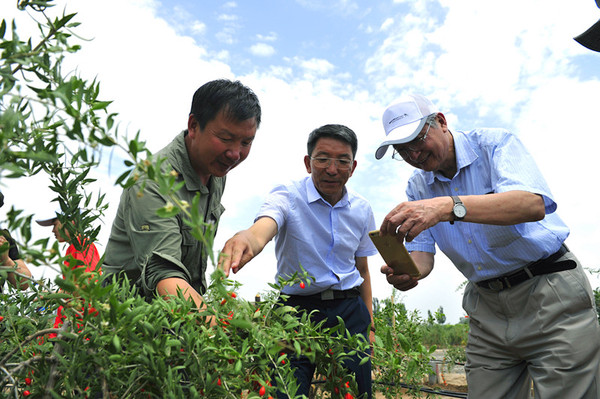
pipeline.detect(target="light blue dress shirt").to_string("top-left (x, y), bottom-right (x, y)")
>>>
top-left (256, 176), bottom-right (378, 295)
top-left (405, 128), bottom-right (569, 282)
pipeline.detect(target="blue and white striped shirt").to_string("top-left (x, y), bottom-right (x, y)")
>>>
top-left (405, 128), bottom-right (569, 282)
top-left (256, 176), bottom-right (378, 295)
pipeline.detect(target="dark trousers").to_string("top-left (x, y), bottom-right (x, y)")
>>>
top-left (276, 294), bottom-right (372, 399)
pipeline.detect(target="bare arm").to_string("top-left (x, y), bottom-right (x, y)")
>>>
top-left (1, 236), bottom-right (32, 290)
top-left (156, 277), bottom-right (216, 326)
top-left (380, 251), bottom-right (434, 291)
top-left (380, 191), bottom-right (545, 241)
top-left (218, 216), bottom-right (278, 276)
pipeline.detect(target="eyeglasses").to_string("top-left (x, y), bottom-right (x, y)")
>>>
top-left (392, 122), bottom-right (432, 161)
top-left (310, 157), bottom-right (353, 170)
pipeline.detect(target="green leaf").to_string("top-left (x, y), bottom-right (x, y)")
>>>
top-left (112, 335), bottom-right (122, 351)
top-left (229, 318), bottom-right (253, 330)
top-left (156, 206), bottom-right (180, 218)
top-left (90, 100), bottom-right (111, 110)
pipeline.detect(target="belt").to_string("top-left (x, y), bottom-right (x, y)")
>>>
top-left (287, 287), bottom-right (360, 301)
top-left (476, 244), bottom-right (576, 291)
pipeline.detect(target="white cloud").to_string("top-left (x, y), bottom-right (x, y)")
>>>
top-left (380, 18), bottom-right (394, 31)
top-left (256, 32), bottom-right (278, 42)
top-left (191, 21), bottom-right (206, 35)
top-left (297, 57), bottom-right (335, 75)
top-left (217, 13), bottom-right (238, 22)
top-left (249, 43), bottom-right (275, 57)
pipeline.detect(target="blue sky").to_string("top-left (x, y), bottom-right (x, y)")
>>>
top-left (2, 0), bottom-right (599, 323)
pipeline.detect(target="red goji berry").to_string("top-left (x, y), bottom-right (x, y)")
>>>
top-left (299, 282), bottom-right (305, 289)
top-left (259, 385), bottom-right (266, 396)
top-left (24, 378), bottom-right (32, 386)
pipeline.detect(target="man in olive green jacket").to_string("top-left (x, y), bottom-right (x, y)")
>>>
top-left (103, 79), bottom-right (261, 312)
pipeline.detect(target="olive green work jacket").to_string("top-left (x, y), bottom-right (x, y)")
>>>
top-left (103, 131), bottom-right (225, 299)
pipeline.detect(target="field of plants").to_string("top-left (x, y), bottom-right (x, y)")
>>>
top-left (1, 266), bottom-right (469, 398)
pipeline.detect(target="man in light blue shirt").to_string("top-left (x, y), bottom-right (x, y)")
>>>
top-left (375, 94), bottom-right (600, 398)
top-left (220, 124), bottom-right (377, 399)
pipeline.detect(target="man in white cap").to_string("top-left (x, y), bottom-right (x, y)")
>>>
top-left (574, 0), bottom-right (600, 52)
top-left (375, 94), bottom-right (600, 398)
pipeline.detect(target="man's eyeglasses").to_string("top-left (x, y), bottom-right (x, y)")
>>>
top-left (310, 157), bottom-right (353, 170)
top-left (392, 122), bottom-right (432, 161)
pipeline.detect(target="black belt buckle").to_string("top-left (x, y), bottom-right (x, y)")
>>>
top-left (487, 279), bottom-right (505, 291)
top-left (320, 289), bottom-right (335, 300)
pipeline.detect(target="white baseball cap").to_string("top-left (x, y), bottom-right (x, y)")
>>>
top-left (376, 94), bottom-right (438, 160)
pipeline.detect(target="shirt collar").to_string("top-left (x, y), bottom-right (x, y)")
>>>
top-left (427, 130), bottom-right (478, 184)
top-left (305, 176), bottom-right (350, 208)
top-left (167, 131), bottom-right (211, 193)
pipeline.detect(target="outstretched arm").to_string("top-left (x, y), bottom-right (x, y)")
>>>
top-left (219, 216), bottom-right (278, 276)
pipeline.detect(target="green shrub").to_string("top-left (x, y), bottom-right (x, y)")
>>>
top-left (1, 2), bottom-right (437, 398)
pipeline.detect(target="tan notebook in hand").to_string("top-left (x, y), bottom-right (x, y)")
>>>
top-left (369, 230), bottom-right (421, 277)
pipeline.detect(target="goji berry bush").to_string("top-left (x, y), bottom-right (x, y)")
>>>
top-left (0, 1), bottom-right (436, 398)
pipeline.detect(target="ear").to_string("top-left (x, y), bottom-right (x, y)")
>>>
top-left (304, 155), bottom-right (312, 173)
top-left (349, 159), bottom-right (357, 177)
top-left (436, 112), bottom-right (448, 130)
top-left (188, 114), bottom-right (198, 136)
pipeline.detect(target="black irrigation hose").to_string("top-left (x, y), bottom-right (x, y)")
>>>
top-left (375, 381), bottom-right (468, 398)
top-left (312, 379), bottom-right (468, 398)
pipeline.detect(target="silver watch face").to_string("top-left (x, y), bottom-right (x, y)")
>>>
top-left (454, 204), bottom-right (467, 219)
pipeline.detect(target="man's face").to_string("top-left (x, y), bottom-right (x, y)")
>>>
top-left (186, 111), bottom-right (257, 184)
top-left (304, 137), bottom-right (356, 205)
top-left (394, 115), bottom-right (452, 173)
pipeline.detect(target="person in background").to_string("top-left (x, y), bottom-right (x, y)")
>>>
top-left (36, 210), bottom-right (101, 337)
top-left (374, 93), bottom-right (600, 398)
top-left (102, 79), bottom-right (261, 316)
top-left (220, 124), bottom-right (377, 399)
top-left (36, 212), bottom-right (101, 275)
top-left (574, 0), bottom-right (600, 51)
top-left (0, 190), bottom-right (32, 291)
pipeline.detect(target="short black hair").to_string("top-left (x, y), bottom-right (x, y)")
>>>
top-left (190, 79), bottom-right (261, 130)
top-left (0, 190), bottom-right (4, 208)
top-left (307, 124), bottom-right (358, 158)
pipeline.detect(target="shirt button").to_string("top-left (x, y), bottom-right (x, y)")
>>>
top-left (477, 266), bottom-right (482, 271)
top-left (454, 187), bottom-right (459, 191)
top-left (468, 239), bottom-right (472, 244)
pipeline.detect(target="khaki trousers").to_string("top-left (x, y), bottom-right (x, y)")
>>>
top-left (463, 251), bottom-right (600, 399)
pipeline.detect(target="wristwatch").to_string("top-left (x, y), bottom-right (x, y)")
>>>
top-left (450, 195), bottom-right (467, 225)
